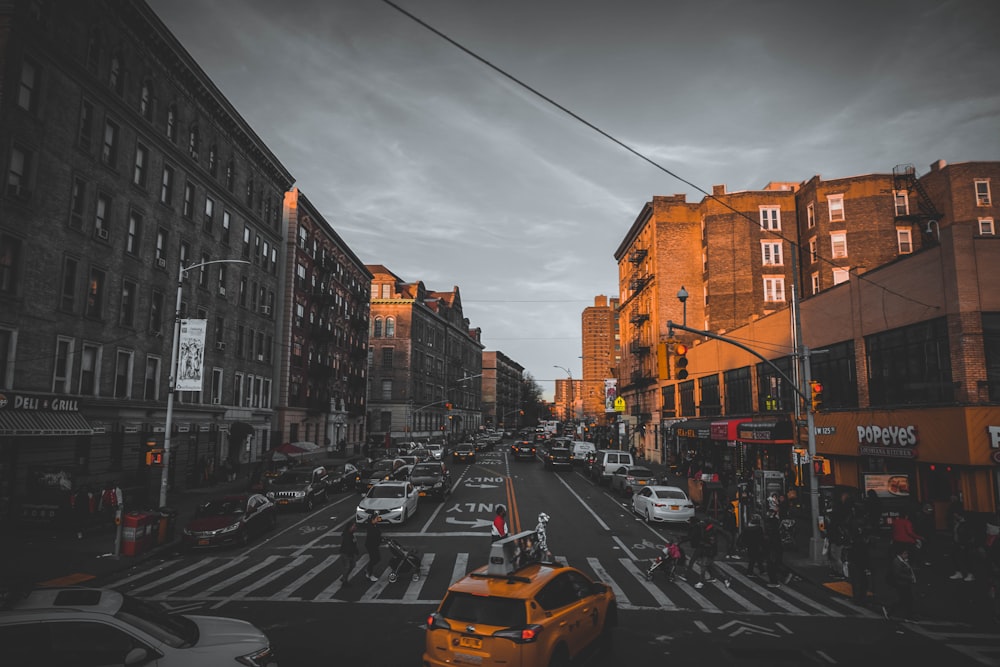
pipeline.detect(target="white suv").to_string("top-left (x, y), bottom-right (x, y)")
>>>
top-left (425, 443), bottom-right (444, 460)
top-left (589, 449), bottom-right (635, 485)
top-left (0, 587), bottom-right (277, 666)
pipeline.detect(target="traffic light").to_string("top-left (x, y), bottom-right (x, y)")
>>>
top-left (145, 449), bottom-right (164, 465)
top-left (812, 456), bottom-right (831, 475)
top-left (674, 342), bottom-right (689, 380)
top-left (445, 402), bottom-right (452, 411)
top-left (810, 380), bottom-right (824, 412)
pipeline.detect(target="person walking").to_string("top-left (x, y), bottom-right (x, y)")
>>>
top-left (740, 514), bottom-right (766, 577)
top-left (364, 513), bottom-right (383, 582)
top-left (98, 480), bottom-right (123, 528)
top-left (848, 517), bottom-right (874, 606)
top-left (693, 518), bottom-right (730, 589)
top-left (890, 508), bottom-right (923, 561)
top-left (677, 517), bottom-right (703, 581)
top-left (883, 544), bottom-right (918, 621)
top-left (340, 521), bottom-right (359, 586)
top-left (71, 485), bottom-right (94, 539)
top-left (491, 505), bottom-right (508, 542)
top-left (948, 509), bottom-right (976, 582)
top-left (864, 489), bottom-right (883, 533)
top-left (764, 514), bottom-right (787, 589)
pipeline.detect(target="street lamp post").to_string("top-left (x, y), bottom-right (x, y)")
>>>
top-left (160, 259), bottom-right (249, 509)
top-left (553, 365), bottom-right (573, 423)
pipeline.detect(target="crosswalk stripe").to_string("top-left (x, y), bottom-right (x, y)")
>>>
top-left (360, 569), bottom-right (391, 601)
top-left (231, 555), bottom-right (310, 599)
top-left (127, 558), bottom-right (220, 594)
top-left (450, 552), bottom-right (468, 585)
top-left (315, 555), bottom-right (369, 601)
top-left (587, 557), bottom-right (631, 608)
top-left (619, 558), bottom-right (678, 610)
top-left (196, 555), bottom-right (282, 598)
top-left (152, 556), bottom-right (249, 599)
top-left (278, 554), bottom-right (340, 599)
top-left (403, 553), bottom-right (434, 601)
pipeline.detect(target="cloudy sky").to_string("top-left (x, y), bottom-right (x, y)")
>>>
top-left (147, 0), bottom-right (1000, 398)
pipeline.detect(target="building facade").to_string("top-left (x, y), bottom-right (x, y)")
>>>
top-left (581, 295), bottom-right (619, 424)
top-left (0, 0), bottom-right (295, 520)
top-left (482, 350), bottom-right (524, 432)
top-left (366, 265), bottom-right (484, 449)
top-left (276, 189), bottom-right (371, 453)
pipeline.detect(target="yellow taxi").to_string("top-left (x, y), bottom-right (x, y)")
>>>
top-left (423, 530), bottom-right (617, 666)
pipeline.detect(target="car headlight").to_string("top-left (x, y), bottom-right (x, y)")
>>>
top-left (432, 481), bottom-right (443, 487)
top-left (236, 645), bottom-right (276, 667)
top-left (293, 491), bottom-right (306, 498)
top-left (265, 492), bottom-right (274, 499)
top-left (219, 521), bottom-right (241, 534)
top-left (182, 528), bottom-right (193, 536)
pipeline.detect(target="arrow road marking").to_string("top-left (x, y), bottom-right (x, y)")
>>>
top-left (719, 619), bottom-right (779, 638)
top-left (445, 517), bottom-right (493, 528)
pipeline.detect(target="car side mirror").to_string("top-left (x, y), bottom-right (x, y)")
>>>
top-left (124, 648), bottom-right (149, 666)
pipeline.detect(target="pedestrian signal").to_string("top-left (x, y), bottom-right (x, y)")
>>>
top-left (145, 449), bottom-right (164, 465)
top-left (812, 456), bottom-right (830, 475)
top-left (674, 343), bottom-right (689, 380)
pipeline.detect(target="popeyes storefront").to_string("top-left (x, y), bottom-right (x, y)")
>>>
top-left (811, 406), bottom-right (1000, 528)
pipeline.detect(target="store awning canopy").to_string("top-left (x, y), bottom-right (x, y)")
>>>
top-left (0, 411), bottom-right (94, 436)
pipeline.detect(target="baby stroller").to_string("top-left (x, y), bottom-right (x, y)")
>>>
top-left (646, 541), bottom-right (684, 582)
top-left (384, 538), bottom-right (421, 582)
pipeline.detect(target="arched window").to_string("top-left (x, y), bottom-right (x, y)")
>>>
top-left (385, 317), bottom-right (395, 338)
top-left (373, 317), bottom-right (383, 338)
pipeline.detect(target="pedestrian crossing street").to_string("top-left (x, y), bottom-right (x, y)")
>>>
top-left (107, 548), bottom-right (880, 619)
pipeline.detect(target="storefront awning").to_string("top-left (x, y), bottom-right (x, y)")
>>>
top-left (0, 410), bottom-right (94, 436)
top-left (711, 418), bottom-right (753, 443)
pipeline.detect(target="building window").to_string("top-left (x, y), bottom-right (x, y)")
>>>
top-left (811, 271), bottom-right (820, 295)
top-left (94, 193), bottom-right (111, 237)
top-left (0, 234), bottom-right (22, 296)
top-left (222, 210), bottom-right (231, 244)
top-left (894, 190), bottom-right (909, 216)
top-left (217, 265), bottom-right (227, 296)
top-left (208, 144), bottom-right (218, 177)
top-left (386, 317), bottom-right (395, 337)
top-left (60, 257), bottom-right (78, 312)
top-left (132, 143), bottom-right (148, 187)
top-left (188, 124), bottom-right (200, 160)
top-left (373, 317), bottom-right (382, 338)
top-left (763, 277), bottom-right (785, 303)
top-left (761, 241), bottom-right (782, 266)
top-left (114, 349), bottom-right (133, 398)
top-left (832, 268), bottom-right (850, 285)
top-left (77, 99), bottom-right (95, 151)
top-left (139, 79), bottom-right (153, 121)
top-left (246, 176), bottom-right (254, 207)
top-left (975, 179), bottom-right (991, 206)
top-left (144, 356), bottom-right (161, 400)
top-left (166, 103), bottom-right (177, 142)
top-left (85, 267), bottom-right (106, 319)
top-left (86, 28), bottom-right (102, 72)
top-left (79, 343), bottom-right (100, 396)
top-left (897, 228), bottom-right (913, 254)
top-left (226, 159), bottom-right (234, 191)
top-left (126, 210), bottom-right (141, 255)
top-left (831, 232), bottom-right (848, 258)
top-left (53, 337), bottom-right (74, 393)
top-left (109, 52), bottom-right (125, 96)
top-left (381, 284), bottom-right (391, 299)
top-left (242, 225), bottom-right (251, 259)
top-left (120, 279), bottom-right (137, 327)
top-left (17, 58), bottom-right (38, 112)
top-left (204, 196), bottom-right (214, 232)
top-left (101, 119), bottom-right (119, 167)
top-left (979, 218), bottom-right (995, 236)
top-left (182, 181), bottom-right (194, 219)
top-left (759, 206), bottom-right (780, 231)
top-left (149, 289), bottom-right (164, 335)
top-left (0, 327), bottom-right (15, 389)
top-left (867, 317), bottom-right (952, 406)
top-left (808, 237), bottom-right (818, 264)
top-left (382, 347), bottom-right (394, 369)
top-left (198, 253), bottom-right (210, 288)
top-left (160, 165), bottom-right (174, 205)
top-left (7, 145), bottom-right (32, 200)
top-left (381, 379), bottom-right (392, 401)
top-left (806, 202), bottom-right (815, 229)
top-left (827, 194), bottom-right (845, 222)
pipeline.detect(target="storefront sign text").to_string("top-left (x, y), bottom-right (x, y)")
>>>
top-left (989, 425), bottom-right (1000, 450)
top-left (857, 424), bottom-right (918, 447)
top-left (858, 445), bottom-right (917, 458)
top-left (0, 393), bottom-right (80, 412)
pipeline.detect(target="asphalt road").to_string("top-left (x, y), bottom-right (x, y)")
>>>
top-left (98, 443), bottom-right (1000, 666)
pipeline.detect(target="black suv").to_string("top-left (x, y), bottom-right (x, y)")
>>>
top-left (544, 442), bottom-right (573, 470)
top-left (409, 461), bottom-right (452, 500)
top-left (266, 466), bottom-right (329, 510)
top-left (510, 439), bottom-right (536, 461)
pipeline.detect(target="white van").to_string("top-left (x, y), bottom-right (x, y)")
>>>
top-left (589, 449), bottom-right (635, 485)
top-left (570, 441), bottom-right (596, 465)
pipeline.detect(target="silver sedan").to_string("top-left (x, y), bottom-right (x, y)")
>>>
top-left (632, 485), bottom-right (696, 523)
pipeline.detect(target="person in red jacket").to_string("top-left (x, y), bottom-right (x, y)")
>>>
top-left (491, 505), bottom-right (508, 542)
top-left (891, 508), bottom-right (923, 557)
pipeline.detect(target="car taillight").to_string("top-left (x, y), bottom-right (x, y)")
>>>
top-left (426, 612), bottom-right (452, 631)
top-left (494, 624), bottom-right (544, 643)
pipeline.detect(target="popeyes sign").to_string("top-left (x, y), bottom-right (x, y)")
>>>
top-left (857, 423), bottom-right (918, 458)
top-left (989, 425), bottom-right (1000, 464)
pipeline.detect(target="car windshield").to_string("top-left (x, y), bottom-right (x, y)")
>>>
top-left (371, 461), bottom-right (395, 473)
top-left (457, 445), bottom-right (474, 452)
top-left (274, 471), bottom-right (309, 484)
top-left (116, 594), bottom-right (198, 648)
top-left (369, 485), bottom-right (405, 499)
top-left (196, 499), bottom-right (243, 516)
top-left (439, 592), bottom-right (526, 628)
top-left (655, 488), bottom-right (688, 500)
top-left (412, 464), bottom-right (440, 476)
top-left (628, 467), bottom-right (654, 478)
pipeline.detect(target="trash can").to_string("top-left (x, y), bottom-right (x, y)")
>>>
top-left (122, 512), bottom-right (143, 556)
top-left (157, 507), bottom-right (178, 545)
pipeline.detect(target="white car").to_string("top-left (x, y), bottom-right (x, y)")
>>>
top-left (356, 480), bottom-right (419, 524)
top-left (570, 441), bottom-right (596, 465)
top-left (0, 587), bottom-right (277, 666)
top-left (425, 443), bottom-right (444, 460)
top-left (631, 485), bottom-right (696, 524)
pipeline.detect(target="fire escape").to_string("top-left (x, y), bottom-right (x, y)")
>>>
top-left (893, 164), bottom-right (941, 246)
top-left (626, 247), bottom-right (654, 421)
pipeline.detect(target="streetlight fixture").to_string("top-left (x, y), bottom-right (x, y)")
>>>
top-left (676, 286), bottom-right (689, 326)
top-left (553, 365), bottom-right (573, 422)
top-left (160, 259), bottom-right (250, 508)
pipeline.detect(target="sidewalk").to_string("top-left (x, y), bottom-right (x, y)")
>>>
top-left (648, 461), bottom-right (998, 629)
top-left (0, 453), bottom-right (351, 592)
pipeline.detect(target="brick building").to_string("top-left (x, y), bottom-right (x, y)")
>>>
top-left (580, 295), bottom-right (619, 424)
top-left (482, 351), bottom-right (525, 432)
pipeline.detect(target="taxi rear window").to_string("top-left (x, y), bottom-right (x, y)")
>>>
top-left (439, 592), bottom-right (526, 628)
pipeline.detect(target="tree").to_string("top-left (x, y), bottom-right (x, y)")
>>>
top-left (519, 373), bottom-right (546, 425)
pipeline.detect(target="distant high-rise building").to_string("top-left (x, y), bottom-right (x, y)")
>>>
top-left (581, 296), bottom-right (619, 421)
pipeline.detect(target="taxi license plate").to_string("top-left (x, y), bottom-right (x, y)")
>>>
top-left (670, 505), bottom-right (680, 510)
top-left (279, 499), bottom-right (289, 505)
top-left (198, 538), bottom-right (210, 546)
top-left (638, 480), bottom-right (646, 485)
top-left (459, 637), bottom-right (482, 650)
top-left (419, 491), bottom-right (427, 497)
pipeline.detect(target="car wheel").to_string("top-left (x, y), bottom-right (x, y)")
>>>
top-left (388, 571), bottom-right (398, 583)
top-left (548, 644), bottom-right (570, 667)
top-left (598, 604), bottom-right (617, 653)
top-left (306, 496), bottom-right (314, 511)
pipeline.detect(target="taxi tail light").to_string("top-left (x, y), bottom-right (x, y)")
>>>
top-left (426, 612), bottom-right (452, 631)
top-left (494, 624), bottom-right (544, 644)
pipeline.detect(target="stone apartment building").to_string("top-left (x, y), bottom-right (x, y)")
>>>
top-left (275, 189), bottom-right (371, 453)
top-left (482, 350), bottom-right (524, 432)
top-left (366, 265), bottom-right (484, 447)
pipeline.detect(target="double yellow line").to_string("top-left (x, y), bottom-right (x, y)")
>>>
top-left (504, 476), bottom-right (521, 533)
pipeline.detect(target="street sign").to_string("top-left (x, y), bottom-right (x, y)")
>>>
top-left (614, 397), bottom-right (626, 413)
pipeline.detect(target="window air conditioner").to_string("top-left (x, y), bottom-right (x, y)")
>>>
top-left (95, 228), bottom-right (109, 241)
top-left (216, 342), bottom-right (226, 351)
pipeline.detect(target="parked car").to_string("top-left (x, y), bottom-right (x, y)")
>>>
top-left (451, 443), bottom-right (476, 464)
top-left (589, 449), bottom-right (635, 485)
top-left (543, 442), bottom-right (573, 470)
top-left (181, 493), bottom-right (277, 550)
top-left (0, 587), bottom-right (278, 666)
top-left (510, 439), bottom-right (536, 461)
top-left (356, 480), bottom-right (419, 524)
top-left (631, 485), bottom-right (696, 524)
top-left (266, 466), bottom-right (329, 510)
top-left (410, 461), bottom-right (452, 500)
top-left (609, 465), bottom-right (656, 496)
top-left (424, 539), bottom-right (616, 667)
top-left (570, 441), bottom-right (596, 465)
top-left (324, 462), bottom-right (362, 493)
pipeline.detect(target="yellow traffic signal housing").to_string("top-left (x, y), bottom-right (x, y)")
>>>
top-left (812, 455), bottom-right (831, 475)
top-left (810, 380), bottom-right (824, 412)
top-left (674, 342), bottom-right (689, 380)
top-left (145, 449), bottom-right (164, 465)
top-left (656, 342), bottom-right (670, 379)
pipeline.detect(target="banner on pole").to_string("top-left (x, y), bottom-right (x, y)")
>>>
top-left (176, 319), bottom-right (207, 392)
top-left (604, 379), bottom-right (618, 413)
